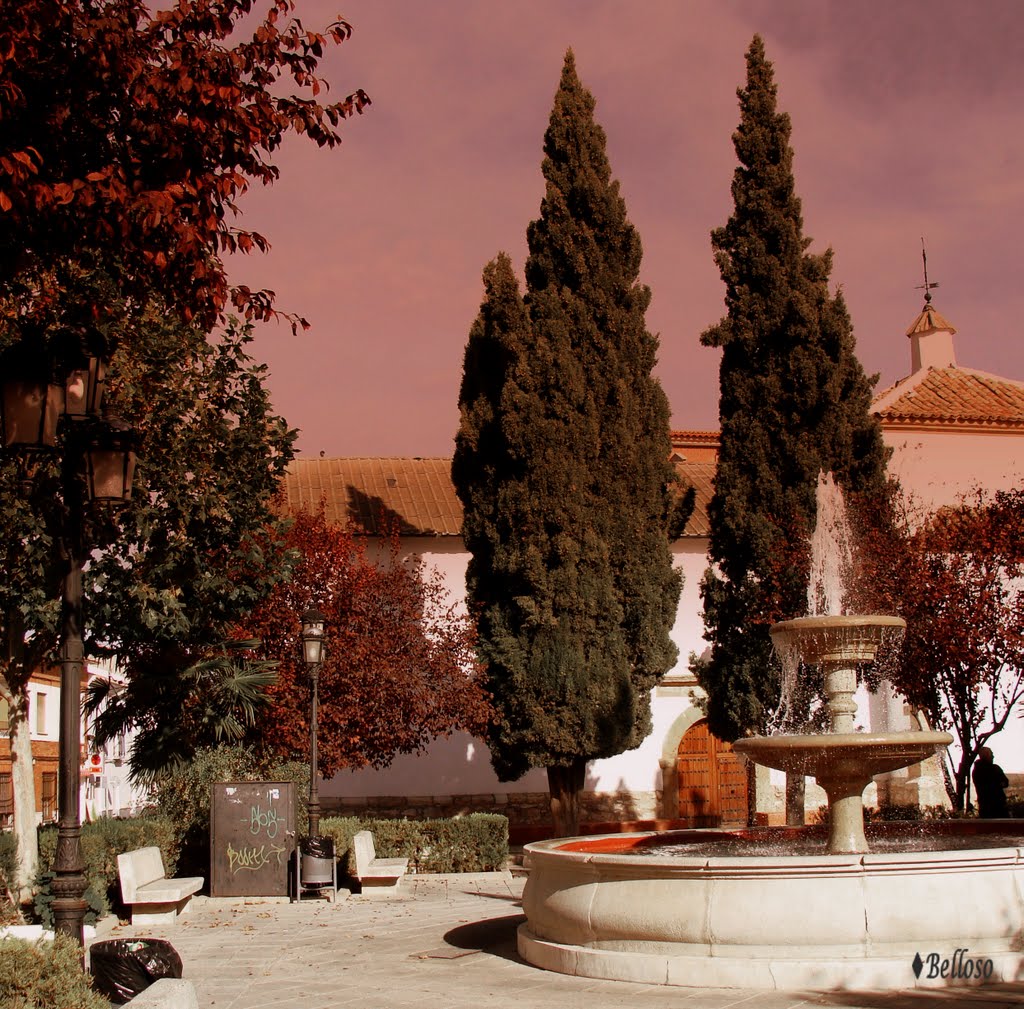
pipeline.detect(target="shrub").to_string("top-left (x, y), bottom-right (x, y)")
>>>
top-left (150, 744), bottom-right (261, 844)
top-left (34, 813), bottom-right (177, 926)
top-left (0, 934), bottom-right (109, 1009)
top-left (319, 813), bottom-right (508, 875)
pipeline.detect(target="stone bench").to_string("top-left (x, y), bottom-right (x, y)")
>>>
top-left (117, 847), bottom-right (203, 926)
top-left (352, 830), bottom-right (408, 894)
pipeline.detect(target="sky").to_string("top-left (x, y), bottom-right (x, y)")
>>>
top-left (227, 0), bottom-right (1024, 459)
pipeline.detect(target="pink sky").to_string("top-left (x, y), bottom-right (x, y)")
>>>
top-left (228, 1), bottom-right (1024, 459)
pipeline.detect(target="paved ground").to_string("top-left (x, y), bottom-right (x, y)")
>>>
top-left (91, 873), bottom-right (1024, 1009)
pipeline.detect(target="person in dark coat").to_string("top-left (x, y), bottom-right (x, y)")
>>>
top-left (972, 746), bottom-right (1009, 818)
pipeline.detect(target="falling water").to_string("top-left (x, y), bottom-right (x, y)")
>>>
top-left (770, 472), bottom-right (853, 732)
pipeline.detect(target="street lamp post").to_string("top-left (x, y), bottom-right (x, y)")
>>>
top-left (1, 345), bottom-right (136, 948)
top-left (300, 608), bottom-right (326, 839)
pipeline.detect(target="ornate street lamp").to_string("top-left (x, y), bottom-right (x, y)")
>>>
top-left (0, 347), bottom-right (136, 948)
top-left (0, 346), bottom-right (64, 450)
top-left (300, 608), bottom-right (326, 838)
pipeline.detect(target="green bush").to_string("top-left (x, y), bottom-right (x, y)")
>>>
top-left (151, 744), bottom-right (262, 844)
top-left (0, 934), bottom-right (109, 1009)
top-left (319, 813), bottom-right (508, 875)
top-left (34, 813), bottom-right (177, 926)
top-left (150, 744), bottom-right (311, 876)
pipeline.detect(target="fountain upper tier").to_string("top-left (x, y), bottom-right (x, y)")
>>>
top-left (770, 613), bottom-right (906, 665)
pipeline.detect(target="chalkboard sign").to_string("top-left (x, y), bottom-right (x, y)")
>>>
top-left (210, 781), bottom-right (296, 897)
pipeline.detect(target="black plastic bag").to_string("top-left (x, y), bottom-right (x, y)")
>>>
top-left (90, 938), bottom-right (183, 1005)
top-left (301, 835), bottom-right (334, 858)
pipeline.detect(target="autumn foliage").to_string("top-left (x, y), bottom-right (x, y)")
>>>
top-left (0, 0), bottom-right (368, 336)
top-left (850, 485), bottom-right (1024, 811)
top-left (239, 509), bottom-right (491, 777)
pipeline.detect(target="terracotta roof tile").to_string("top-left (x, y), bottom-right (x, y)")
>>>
top-left (283, 458), bottom-right (463, 536)
top-left (873, 367), bottom-right (1024, 428)
top-left (282, 456), bottom-right (712, 539)
top-left (674, 459), bottom-right (714, 537)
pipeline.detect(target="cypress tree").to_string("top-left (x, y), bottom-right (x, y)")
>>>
top-left (696, 36), bottom-right (888, 742)
top-left (453, 52), bottom-right (688, 836)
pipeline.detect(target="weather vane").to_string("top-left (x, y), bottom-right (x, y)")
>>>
top-left (916, 238), bottom-right (939, 305)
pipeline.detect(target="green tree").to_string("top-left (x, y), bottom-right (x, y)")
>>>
top-left (695, 36), bottom-right (887, 745)
top-left (0, 311), bottom-right (295, 891)
top-left (453, 52), bottom-right (689, 836)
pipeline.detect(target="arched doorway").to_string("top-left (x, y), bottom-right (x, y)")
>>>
top-left (677, 719), bottom-right (747, 827)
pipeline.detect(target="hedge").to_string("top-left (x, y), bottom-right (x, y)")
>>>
top-left (318, 813), bottom-right (508, 875)
top-left (34, 813), bottom-right (178, 927)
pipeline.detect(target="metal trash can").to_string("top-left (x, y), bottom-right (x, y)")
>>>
top-left (90, 938), bottom-right (182, 1005)
top-left (300, 835), bottom-right (335, 885)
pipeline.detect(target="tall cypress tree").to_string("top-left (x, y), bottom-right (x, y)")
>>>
top-left (453, 52), bottom-right (688, 836)
top-left (696, 36), bottom-right (888, 742)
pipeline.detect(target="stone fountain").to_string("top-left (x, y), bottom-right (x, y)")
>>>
top-left (734, 613), bottom-right (951, 852)
top-left (732, 473), bottom-right (949, 854)
top-left (518, 474), bottom-right (1024, 990)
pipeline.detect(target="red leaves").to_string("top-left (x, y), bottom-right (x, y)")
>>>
top-left (0, 0), bottom-right (369, 332)
top-left (237, 508), bottom-right (490, 776)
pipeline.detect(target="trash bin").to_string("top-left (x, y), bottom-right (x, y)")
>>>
top-left (300, 835), bottom-right (335, 885)
top-left (90, 938), bottom-right (183, 1005)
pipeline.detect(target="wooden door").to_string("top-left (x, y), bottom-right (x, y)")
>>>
top-left (677, 719), bottom-right (747, 827)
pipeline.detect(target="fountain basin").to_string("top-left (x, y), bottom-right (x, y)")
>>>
top-left (518, 826), bottom-right (1024, 990)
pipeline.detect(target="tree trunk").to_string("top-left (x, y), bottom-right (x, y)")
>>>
top-left (7, 685), bottom-right (38, 902)
top-left (785, 773), bottom-right (805, 826)
top-left (547, 759), bottom-right (587, 838)
top-left (746, 758), bottom-right (757, 827)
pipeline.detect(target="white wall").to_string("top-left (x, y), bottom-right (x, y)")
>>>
top-left (884, 428), bottom-right (1024, 507)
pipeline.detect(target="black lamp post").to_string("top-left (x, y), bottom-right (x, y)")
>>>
top-left (1, 345), bottom-right (136, 948)
top-left (300, 608), bottom-right (326, 838)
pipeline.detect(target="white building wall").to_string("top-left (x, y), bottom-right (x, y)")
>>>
top-left (884, 427), bottom-right (1024, 507)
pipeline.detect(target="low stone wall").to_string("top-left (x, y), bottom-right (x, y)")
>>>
top-left (321, 789), bottom-right (661, 827)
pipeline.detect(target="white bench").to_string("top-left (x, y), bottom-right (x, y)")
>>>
top-left (117, 847), bottom-right (203, 926)
top-left (352, 830), bottom-right (409, 895)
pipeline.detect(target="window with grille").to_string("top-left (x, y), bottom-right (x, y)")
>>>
top-left (0, 773), bottom-right (12, 828)
top-left (41, 772), bottom-right (57, 822)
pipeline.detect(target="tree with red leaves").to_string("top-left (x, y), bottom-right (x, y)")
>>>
top-left (0, 0), bottom-right (368, 348)
top-left (240, 508), bottom-right (491, 777)
top-left (851, 485), bottom-right (1024, 812)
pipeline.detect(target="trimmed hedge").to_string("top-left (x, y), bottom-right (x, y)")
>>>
top-left (34, 813), bottom-right (178, 927)
top-left (0, 933), bottom-right (109, 1009)
top-left (318, 813), bottom-right (508, 875)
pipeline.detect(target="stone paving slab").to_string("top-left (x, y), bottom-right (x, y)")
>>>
top-left (90, 872), bottom-right (1024, 1009)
